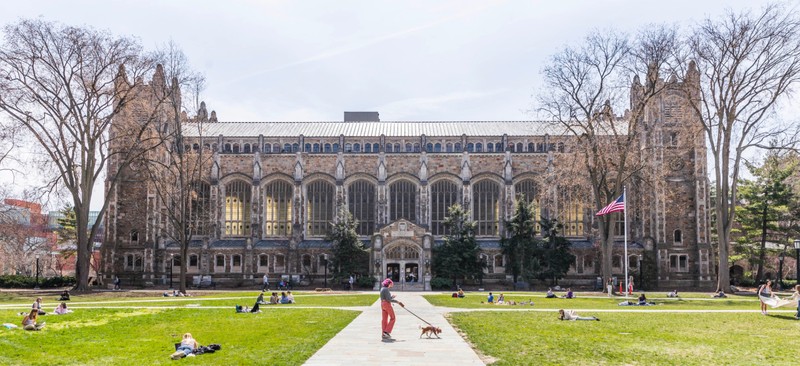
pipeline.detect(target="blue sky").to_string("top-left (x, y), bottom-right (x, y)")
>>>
top-left (2, 0), bottom-right (785, 122)
top-left (0, 0), bottom-right (791, 209)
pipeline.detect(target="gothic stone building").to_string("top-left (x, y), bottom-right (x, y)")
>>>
top-left (103, 67), bottom-right (713, 290)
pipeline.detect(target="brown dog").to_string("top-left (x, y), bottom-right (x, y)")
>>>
top-left (419, 325), bottom-right (442, 339)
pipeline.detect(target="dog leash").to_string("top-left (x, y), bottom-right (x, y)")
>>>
top-left (401, 306), bottom-right (435, 327)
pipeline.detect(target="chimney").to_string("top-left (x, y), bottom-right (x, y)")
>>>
top-left (344, 111), bottom-right (379, 122)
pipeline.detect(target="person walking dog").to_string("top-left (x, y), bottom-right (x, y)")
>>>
top-left (380, 278), bottom-right (404, 340)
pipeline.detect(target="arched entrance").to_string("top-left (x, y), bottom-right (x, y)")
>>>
top-left (381, 241), bottom-right (423, 285)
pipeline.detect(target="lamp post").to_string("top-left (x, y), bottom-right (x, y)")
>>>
top-left (169, 254), bottom-right (174, 290)
top-left (794, 240), bottom-right (800, 288)
top-left (34, 255), bottom-right (40, 290)
top-left (778, 252), bottom-right (785, 290)
top-left (638, 254), bottom-right (643, 290)
top-left (322, 257), bottom-right (328, 288)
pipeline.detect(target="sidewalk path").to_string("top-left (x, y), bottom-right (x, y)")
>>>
top-left (304, 292), bottom-right (485, 366)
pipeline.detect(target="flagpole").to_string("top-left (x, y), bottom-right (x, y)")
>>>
top-left (623, 186), bottom-right (629, 298)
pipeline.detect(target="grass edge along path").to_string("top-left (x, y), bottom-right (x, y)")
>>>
top-left (0, 307), bottom-right (359, 366)
top-left (448, 310), bottom-right (800, 366)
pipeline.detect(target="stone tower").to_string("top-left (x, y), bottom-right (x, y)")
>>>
top-left (633, 61), bottom-right (713, 288)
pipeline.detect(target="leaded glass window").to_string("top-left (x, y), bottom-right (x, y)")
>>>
top-left (307, 180), bottom-right (335, 236)
top-left (431, 180), bottom-right (459, 235)
top-left (224, 180), bottom-right (251, 236)
top-left (264, 180), bottom-right (293, 236)
top-left (390, 180), bottom-right (417, 222)
top-left (558, 186), bottom-right (584, 236)
top-left (473, 180), bottom-right (500, 236)
top-left (348, 180), bottom-right (376, 236)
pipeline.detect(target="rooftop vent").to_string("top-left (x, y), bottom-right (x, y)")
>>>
top-left (344, 111), bottom-right (379, 122)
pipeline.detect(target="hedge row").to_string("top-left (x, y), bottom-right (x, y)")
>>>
top-left (0, 275), bottom-right (76, 288)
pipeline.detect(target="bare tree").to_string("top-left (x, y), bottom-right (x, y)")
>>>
top-left (141, 44), bottom-right (209, 293)
top-left (0, 19), bottom-right (162, 290)
top-left (538, 26), bottom-right (681, 284)
top-left (684, 4), bottom-right (800, 291)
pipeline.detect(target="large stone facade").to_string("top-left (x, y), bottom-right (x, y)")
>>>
top-left (102, 68), bottom-right (713, 290)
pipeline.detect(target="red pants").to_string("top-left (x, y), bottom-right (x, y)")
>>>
top-left (381, 300), bottom-right (396, 334)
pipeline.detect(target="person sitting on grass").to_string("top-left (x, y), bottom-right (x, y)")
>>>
top-left (712, 290), bottom-right (727, 298)
top-left (667, 290), bottom-right (678, 298)
top-left (171, 333), bottom-right (199, 360)
top-left (487, 292), bottom-right (494, 303)
top-left (638, 293), bottom-right (648, 305)
top-left (22, 309), bottom-right (45, 330)
top-left (58, 290), bottom-right (70, 301)
top-left (457, 288), bottom-right (465, 298)
top-left (256, 291), bottom-right (266, 305)
top-left (496, 293), bottom-right (506, 304)
top-left (269, 292), bottom-right (279, 304)
top-left (32, 297), bottom-right (46, 315)
top-left (546, 288), bottom-right (557, 298)
top-left (279, 292), bottom-right (291, 304)
top-left (54, 302), bottom-right (71, 315)
top-left (562, 288), bottom-right (574, 299)
top-left (558, 309), bottom-right (599, 321)
top-left (286, 291), bottom-right (295, 304)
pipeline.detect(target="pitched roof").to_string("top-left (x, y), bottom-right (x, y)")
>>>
top-left (182, 121), bottom-right (572, 138)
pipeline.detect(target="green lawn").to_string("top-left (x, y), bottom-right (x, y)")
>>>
top-left (425, 292), bottom-right (763, 310)
top-left (0, 307), bottom-right (358, 365)
top-left (0, 291), bottom-right (378, 308)
top-left (448, 311), bottom-right (800, 365)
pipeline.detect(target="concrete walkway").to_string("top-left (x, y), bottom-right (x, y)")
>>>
top-left (304, 292), bottom-right (485, 366)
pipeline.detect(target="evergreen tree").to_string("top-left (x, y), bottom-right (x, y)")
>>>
top-left (734, 151), bottom-right (796, 282)
top-left (501, 197), bottom-right (537, 283)
top-left (432, 204), bottom-right (485, 288)
top-left (326, 207), bottom-right (369, 280)
top-left (529, 218), bottom-right (575, 285)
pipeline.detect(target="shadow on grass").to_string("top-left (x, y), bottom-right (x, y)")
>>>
top-left (769, 314), bottom-right (798, 321)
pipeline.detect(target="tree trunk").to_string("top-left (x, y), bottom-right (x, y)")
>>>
top-left (74, 204), bottom-right (92, 291)
top-left (755, 204), bottom-right (769, 282)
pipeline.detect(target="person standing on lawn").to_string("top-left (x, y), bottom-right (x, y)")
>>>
top-left (758, 280), bottom-right (773, 315)
top-left (380, 278), bottom-right (404, 340)
top-left (262, 273), bottom-right (270, 291)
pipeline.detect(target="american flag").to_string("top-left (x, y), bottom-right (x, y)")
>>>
top-left (595, 193), bottom-right (625, 216)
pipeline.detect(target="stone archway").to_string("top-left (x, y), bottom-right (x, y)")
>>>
top-left (381, 241), bottom-right (423, 287)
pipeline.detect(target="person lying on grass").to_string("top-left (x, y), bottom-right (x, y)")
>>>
top-left (22, 309), bottom-right (45, 330)
top-left (558, 309), bottom-right (599, 321)
top-left (54, 302), bottom-right (72, 315)
top-left (171, 333), bottom-right (199, 360)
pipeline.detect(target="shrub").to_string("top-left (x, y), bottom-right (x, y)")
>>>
top-left (356, 276), bottom-right (375, 288)
top-left (0, 275), bottom-right (77, 288)
top-left (430, 277), bottom-right (451, 290)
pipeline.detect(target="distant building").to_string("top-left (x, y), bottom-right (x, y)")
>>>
top-left (104, 65), bottom-right (713, 289)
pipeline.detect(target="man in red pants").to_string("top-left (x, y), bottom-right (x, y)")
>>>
top-left (380, 278), bottom-right (404, 340)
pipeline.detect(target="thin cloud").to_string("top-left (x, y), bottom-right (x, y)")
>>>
top-left (222, 2), bottom-right (499, 87)
top-left (375, 89), bottom-right (509, 119)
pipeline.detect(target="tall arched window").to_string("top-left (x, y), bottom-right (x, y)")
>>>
top-left (332, 143), bottom-right (340, 152)
top-left (353, 143), bottom-right (361, 152)
top-left (190, 181), bottom-right (211, 236)
top-left (467, 143), bottom-right (474, 152)
top-left (307, 180), bottom-right (335, 236)
top-left (405, 143), bottom-right (413, 152)
top-left (313, 143), bottom-right (320, 152)
top-left (454, 143), bottom-right (462, 152)
top-left (225, 180), bottom-right (251, 236)
top-left (264, 180), bottom-right (293, 237)
top-left (348, 180), bottom-right (376, 236)
top-left (434, 143), bottom-right (442, 152)
top-left (487, 143), bottom-right (494, 152)
top-left (558, 186), bottom-right (584, 236)
top-left (473, 180), bottom-right (500, 236)
top-left (514, 179), bottom-right (540, 224)
top-left (373, 143), bottom-right (380, 152)
top-left (390, 180), bottom-right (417, 222)
top-left (264, 143), bottom-right (272, 153)
top-left (386, 144), bottom-right (393, 153)
top-left (364, 143), bottom-right (372, 153)
top-left (431, 180), bottom-right (459, 235)
top-left (324, 143), bottom-right (332, 153)
top-left (446, 143), bottom-right (453, 152)
top-left (475, 143), bottom-right (483, 152)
